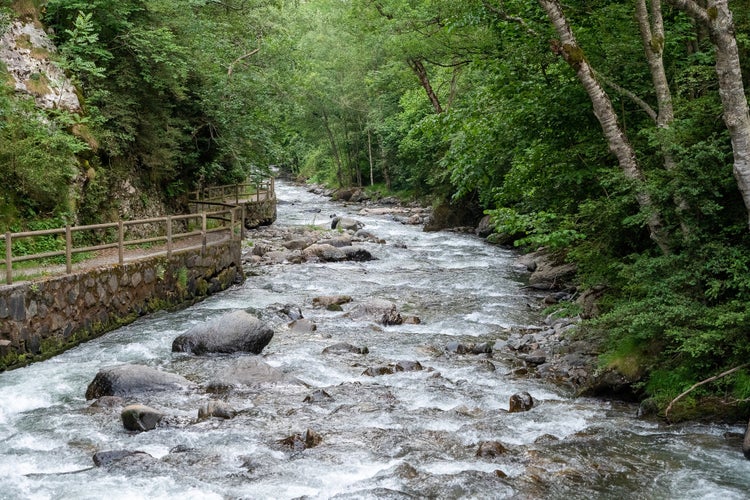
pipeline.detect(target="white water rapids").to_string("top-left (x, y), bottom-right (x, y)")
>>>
top-left (0, 180), bottom-right (749, 499)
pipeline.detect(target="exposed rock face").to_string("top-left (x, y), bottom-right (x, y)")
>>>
top-left (172, 310), bottom-right (273, 355)
top-left (85, 364), bottom-right (194, 400)
top-left (121, 404), bottom-right (164, 432)
top-left (0, 21), bottom-right (81, 112)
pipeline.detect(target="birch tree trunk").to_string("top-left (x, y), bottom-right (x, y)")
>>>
top-left (636, 0), bottom-right (690, 234)
top-left (667, 0), bottom-right (750, 227)
top-left (538, 0), bottom-right (671, 253)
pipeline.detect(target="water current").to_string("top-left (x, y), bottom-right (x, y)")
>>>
top-left (1, 180), bottom-right (749, 499)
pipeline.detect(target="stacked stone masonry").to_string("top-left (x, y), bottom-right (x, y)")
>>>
top-left (0, 240), bottom-right (243, 370)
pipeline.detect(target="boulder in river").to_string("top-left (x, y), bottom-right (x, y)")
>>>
top-left (198, 400), bottom-right (237, 420)
top-left (289, 318), bottom-right (317, 333)
top-left (93, 450), bottom-right (154, 468)
top-left (313, 295), bottom-right (352, 308)
top-left (171, 310), bottom-right (274, 355)
top-left (279, 428), bottom-right (323, 451)
top-left (476, 441), bottom-right (508, 458)
top-left (331, 216), bottom-right (364, 231)
top-left (508, 391), bottom-right (534, 413)
top-left (345, 298), bottom-right (403, 326)
top-left (743, 418), bottom-right (750, 459)
top-left (362, 360), bottom-right (423, 376)
top-left (303, 389), bottom-right (334, 403)
top-left (322, 342), bottom-right (368, 355)
top-left (121, 404), bottom-right (164, 432)
top-left (85, 364), bottom-right (194, 400)
top-left (303, 243), bottom-right (347, 262)
top-left (205, 356), bottom-right (302, 391)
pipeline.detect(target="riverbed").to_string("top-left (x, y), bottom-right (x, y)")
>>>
top-left (0, 180), bottom-right (748, 499)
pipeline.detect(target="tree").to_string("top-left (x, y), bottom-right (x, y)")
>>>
top-left (538, 0), bottom-right (671, 254)
top-left (667, 0), bottom-right (750, 227)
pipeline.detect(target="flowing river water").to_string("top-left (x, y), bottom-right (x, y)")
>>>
top-left (1, 180), bottom-right (749, 499)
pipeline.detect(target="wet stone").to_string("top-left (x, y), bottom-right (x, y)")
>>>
top-left (508, 392), bottom-right (534, 413)
top-left (476, 441), bottom-right (508, 458)
top-left (279, 428), bottom-right (323, 451)
top-left (303, 389), bottom-right (334, 403)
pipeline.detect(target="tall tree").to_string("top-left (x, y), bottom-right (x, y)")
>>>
top-left (538, 0), bottom-right (671, 253)
top-left (667, 0), bottom-right (750, 227)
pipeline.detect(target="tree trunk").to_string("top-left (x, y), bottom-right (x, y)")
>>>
top-left (636, 0), bottom-right (690, 233)
top-left (539, 0), bottom-right (671, 253)
top-left (667, 0), bottom-right (750, 227)
top-left (321, 109), bottom-right (344, 187)
top-left (367, 129), bottom-right (374, 186)
top-left (407, 57), bottom-right (444, 114)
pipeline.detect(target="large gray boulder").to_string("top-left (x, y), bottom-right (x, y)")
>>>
top-left (172, 310), bottom-right (274, 355)
top-left (85, 364), bottom-right (194, 400)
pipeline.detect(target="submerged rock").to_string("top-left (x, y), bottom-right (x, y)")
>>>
top-left (313, 295), bottom-right (352, 308)
top-left (303, 389), bottom-right (334, 403)
top-left (93, 450), bottom-right (154, 468)
top-left (322, 342), bottom-right (369, 355)
top-left (198, 400), bottom-right (237, 420)
top-left (363, 360), bottom-right (423, 376)
top-left (279, 428), bottom-right (323, 451)
top-left (205, 356), bottom-right (302, 390)
top-left (172, 310), bottom-right (274, 355)
top-left (346, 298), bottom-right (403, 326)
top-left (476, 441), bottom-right (508, 458)
top-left (85, 364), bottom-right (194, 400)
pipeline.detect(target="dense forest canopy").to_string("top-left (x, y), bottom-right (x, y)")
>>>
top-left (2, 0), bottom-right (750, 417)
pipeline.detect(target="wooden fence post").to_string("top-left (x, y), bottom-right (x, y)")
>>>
top-left (5, 231), bottom-right (11, 285)
top-left (118, 221), bottom-right (124, 265)
top-left (167, 216), bottom-right (173, 258)
top-left (65, 225), bottom-right (72, 274)
top-left (201, 212), bottom-right (207, 255)
top-left (241, 206), bottom-right (246, 240)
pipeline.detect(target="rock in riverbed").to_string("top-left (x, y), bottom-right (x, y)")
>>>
top-left (172, 310), bottom-right (274, 355)
top-left (85, 364), bottom-right (194, 400)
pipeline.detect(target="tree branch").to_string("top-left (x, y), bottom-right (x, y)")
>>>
top-left (593, 69), bottom-right (658, 122)
top-left (483, 1), bottom-right (539, 37)
top-left (665, 363), bottom-right (750, 422)
top-left (664, 0), bottom-right (710, 24)
top-left (227, 48), bottom-right (260, 79)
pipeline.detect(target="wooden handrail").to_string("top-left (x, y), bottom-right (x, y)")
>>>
top-left (0, 207), bottom-right (243, 286)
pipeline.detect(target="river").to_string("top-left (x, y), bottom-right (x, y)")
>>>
top-left (0, 180), bottom-right (748, 499)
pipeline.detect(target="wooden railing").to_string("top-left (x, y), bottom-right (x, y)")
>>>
top-left (188, 178), bottom-right (275, 206)
top-left (0, 207), bottom-right (244, 286)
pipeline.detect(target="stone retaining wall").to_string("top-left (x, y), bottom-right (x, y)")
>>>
top-left (0, 240), bottom-right (243, 370)
top-left (244, 198), bottom-right (277, 228)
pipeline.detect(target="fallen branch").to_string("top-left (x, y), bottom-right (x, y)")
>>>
top-left (665, 363), bottom-right (749, 422)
